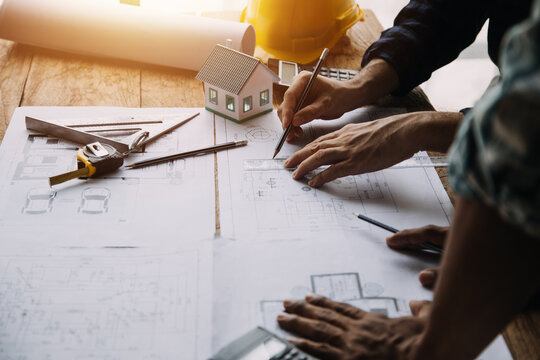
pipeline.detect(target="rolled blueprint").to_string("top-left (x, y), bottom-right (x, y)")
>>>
top-left (0, 0), bottom-right (255, 70)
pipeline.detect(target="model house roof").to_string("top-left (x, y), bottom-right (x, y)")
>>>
top-left (196, 45), bottom-right (279, 95)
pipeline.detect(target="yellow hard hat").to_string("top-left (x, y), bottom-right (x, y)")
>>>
top-left (240, 0), bottom-right (364, 64)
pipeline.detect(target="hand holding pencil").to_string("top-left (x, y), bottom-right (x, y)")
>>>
top-left (385, 224), bottom-right (447, 254)
top-left (273, 48), bottom-right (330, 158)
top-left (386, 224), bottom-right (447, 288)
top-left (353, 212), bottom-right (443, 255)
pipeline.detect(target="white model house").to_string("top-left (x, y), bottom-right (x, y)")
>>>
top-left (196, 45), bottom-right (280, 123)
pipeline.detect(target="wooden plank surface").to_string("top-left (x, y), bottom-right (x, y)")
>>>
top-left (22, 48), bottom-right (140, 107)
top-left (141, 66), bottom-right (203, 108)
top-left (0, 42), bottom-right (32, 141)
top-left (0, 9), bottom-right (538, 359)
top-left (504, 313), bottom-right (540, 359)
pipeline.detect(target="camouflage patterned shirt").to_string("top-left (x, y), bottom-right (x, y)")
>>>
top-left (449, 0), bottom-right (540, 237)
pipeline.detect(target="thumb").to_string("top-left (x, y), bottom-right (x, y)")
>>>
top-left (387, 225), bottom-right (448, 250)
top-left (409, 300), bottom-right (432, 318)
top-left (419, 267), bottom-right (439, 289)
top-left (386, 229), bottom-right (426, 250)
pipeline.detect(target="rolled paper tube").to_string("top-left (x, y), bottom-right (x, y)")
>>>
top-left (0, 0), bottom-right (256, 70)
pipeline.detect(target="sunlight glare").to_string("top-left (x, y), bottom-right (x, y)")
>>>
top-left (139, 0), bottom-right (245, 13)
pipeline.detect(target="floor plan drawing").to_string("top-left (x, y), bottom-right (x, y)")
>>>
top-left (212, 238), bottom-right (512, 360)
top-left (216, 111), bottom-right (452, 241)
top-left (238, 166), bottom-right (397, 235)
top-left (311, 273), bottom-right (409, 317)
top-left (212, 237), bottom-right (437, 351)
top-left (259, 272), bottom-right (410, 339)
top-left (0, 107), bottom-right (216, 244)
top-left (311, 272), bottom-right (364, 300)
top-left (0, 243), bottom-right (213, 360)
top-left (0, 107), bottom-right (511, 359)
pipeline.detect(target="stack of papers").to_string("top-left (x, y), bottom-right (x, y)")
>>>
top-left (0, 107), bottom-right (510, 359)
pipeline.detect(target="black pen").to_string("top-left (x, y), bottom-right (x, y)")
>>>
top-left (353, 212), bottom-right (443, 254)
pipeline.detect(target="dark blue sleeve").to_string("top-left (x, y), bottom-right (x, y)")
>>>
top-left (362, 0), bottom-right (490, 95)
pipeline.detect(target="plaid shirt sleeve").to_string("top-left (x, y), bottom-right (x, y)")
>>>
top-left (448, 0), bottom-right (540, 237)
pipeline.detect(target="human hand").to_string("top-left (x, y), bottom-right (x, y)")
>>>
top-left (277, 58), bottom-right (401, 142)
top-left (387, 225), bottom-right (448, 288)
top-left (284, 110), bottom-right (463, 187)
top-left (284, 113), bottom-right (418, 187)
top-left (277, 294), bottom-right (431, 360)
top-left (278, 72), bottom-right (359, 142)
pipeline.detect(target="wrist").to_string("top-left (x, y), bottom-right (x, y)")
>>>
top-left (395, 328), bottom-right (437, 360)
top-left (378, 112), bottom-right (432, 157)
top-left (403, 328), bottom-right (442, 360)
top-left (347, 58), bottom-right (400, 106)
top-left (413, 111), bottom-right (464, 153)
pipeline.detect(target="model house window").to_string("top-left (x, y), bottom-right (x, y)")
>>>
top-left (243, 96), bottom-right (253, 112)
top-left (226, 95), bottom-right (235, 112)
top-left (209, 88), bottom-right (218, 105)
top-left (260, 89), bottom-right (269, 106)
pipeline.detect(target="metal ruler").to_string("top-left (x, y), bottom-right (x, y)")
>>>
top-left (25, 116), bottom-right (130, 152)
top-left (391, 155), bottom-right (448, 168)
top-left (243, 155), bottom-right (448, 172)
top-left (25, 111), bottom-right (200, 152)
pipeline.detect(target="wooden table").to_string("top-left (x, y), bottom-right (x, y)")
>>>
top-left (1, 9), bottom-right (538, 359)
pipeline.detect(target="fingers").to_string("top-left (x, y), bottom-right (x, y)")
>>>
top-left (283, 299), bottom-right (349, 329)
top-left (288, 337), bottom-right (342, 360)
top-left (386, 229), bottom-right (424, 250)
top-left (286, 126), bottom-right (303, 142)
top-left (307, 162), bottom-right (351, 187)
top-left (292, 148), bottom-right (345, 182)
top-left (305, 294), bottom-right (366, 320)
top-left (293, 102), bottom-right (325, 127)
top-left (279, 72), bottom-right (311, 128)
top-left (418, 267), bottom-right (439, 288)
top-left (386, 225), bottom-right (449, 250)
top-left (277, 313), bottom-right (345, 346)
top-left (284, 133), bottom-right (341, 169)
top-left (409, 300), bottom-right (432, 318)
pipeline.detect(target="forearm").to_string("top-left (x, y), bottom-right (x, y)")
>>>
top-left (382, 111), bottom-right (463, 157)
top-left (412, 111), bottom-right (463, 153)
top-left (343, 58), bottom-right (400, 108)
top-left (414, 197), bottom-right (540, 360)
top-left (278, 58), bottom-right (400, 129)
top-left (362, 0), bottom-right (489, 94)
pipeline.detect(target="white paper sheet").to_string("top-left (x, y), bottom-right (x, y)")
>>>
top-left (0, 0), bottom-right (255, 70)
top-left (0, 107), bottom-right (216, 245)
top-left (212, 238), bottom-right (511, 360)
top-left (216, 108), bottom-right (453, 241)
top-left (0, 241), bottom-right (213, 360)
top-left (0, 106), bottom-right (512, 359)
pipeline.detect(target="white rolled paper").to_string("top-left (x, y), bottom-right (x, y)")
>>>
top-left (0, 0), bottom-right (256, 70)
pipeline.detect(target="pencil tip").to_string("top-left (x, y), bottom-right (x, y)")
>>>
top-left (272, 150), bottom-right (278, 159)
top-left (353, 212), bottom-right (359, 217)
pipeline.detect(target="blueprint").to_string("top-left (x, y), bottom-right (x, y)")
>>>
top-left (0, 241), bottom-right (213, 360)
top-left (212, 238), bottom-right (512, 360)
top-left (215, 109), bottom-right (453, 241)
top-left (0, 106), bottom-right (511, 359)
top-left (0, 107), bottom-right (216, 245)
